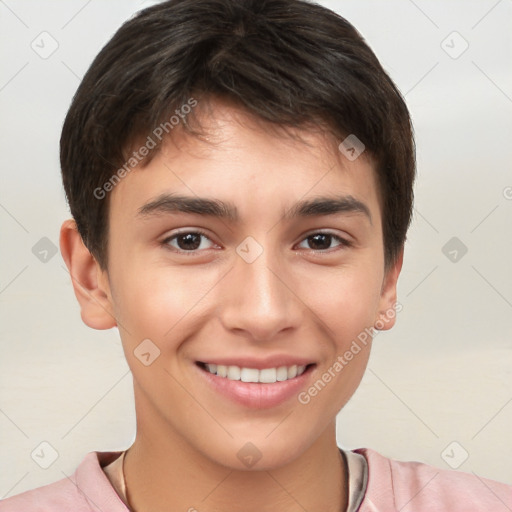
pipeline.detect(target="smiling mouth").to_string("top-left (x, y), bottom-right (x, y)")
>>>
top-left (196, 362), bottom-right (314, 384)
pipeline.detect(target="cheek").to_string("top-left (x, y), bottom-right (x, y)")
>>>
top-left (112, 268), bottom-right (208, 400)
top-left (296, 262), bottom-right (383, 342)
top-left (112, 263), bottom-right (222, 349)
top-left (292, 262), bottom-right (381, 407)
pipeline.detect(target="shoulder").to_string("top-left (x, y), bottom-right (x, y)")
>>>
top-left (0, 451), bottom-right (127, 512)
top-left (0, 476), bottom-right (86, 512)
top-left (355, 447), bottom-right (512, 512)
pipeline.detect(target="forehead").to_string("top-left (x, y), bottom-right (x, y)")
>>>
top-left (111, 101), bottom-right (382, 224)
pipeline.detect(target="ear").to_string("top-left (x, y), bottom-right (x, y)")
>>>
top-left (374, 247), bottom-right (404, 331)
top-left (60, 219), bottom-right (117, 330)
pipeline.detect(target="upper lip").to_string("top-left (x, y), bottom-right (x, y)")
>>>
top-left (196, 356), bottom-right (315, 370)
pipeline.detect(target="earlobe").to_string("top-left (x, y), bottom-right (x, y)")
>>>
top-left (374, 247), bottom-right (404, 331)
top-left (60, 219), bottom-right (117, 330)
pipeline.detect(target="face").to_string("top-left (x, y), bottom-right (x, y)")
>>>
top-left (95, 100), bottom-right (401, 470)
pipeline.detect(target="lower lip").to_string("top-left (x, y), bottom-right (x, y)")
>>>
top-left (195, 363), bottom-right (315, 409)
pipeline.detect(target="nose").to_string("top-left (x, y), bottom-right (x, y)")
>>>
top-left (218, 244), bottom-right (303, 342)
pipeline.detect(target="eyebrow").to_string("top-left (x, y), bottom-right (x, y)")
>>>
top-left (137, 194), bottom-right (239, 222)
top-left (137, 193), bottom-right (372, 224)
top-left (284, 195), bottom-right (372, 223)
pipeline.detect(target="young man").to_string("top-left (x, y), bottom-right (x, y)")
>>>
top-left (1, 0), bottom-right (510, 511)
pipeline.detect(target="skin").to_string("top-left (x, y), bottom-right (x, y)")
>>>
top-left (60, 99), bottom-right (403, 512)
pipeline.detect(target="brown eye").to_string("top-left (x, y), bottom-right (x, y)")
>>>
top-left (308, 233), bottom-right (332, 250)
top-left (175, 233), bottom-right (202, 250)
top-left (163, 230), bottom-right (215, 253)
top-left (297, 232), bottom-right (351, 251)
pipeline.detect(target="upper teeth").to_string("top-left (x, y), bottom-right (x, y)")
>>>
top-left (204, 364), bottom-right (307, 383)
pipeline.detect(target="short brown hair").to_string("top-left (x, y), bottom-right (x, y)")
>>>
top-left (60, 0), bottom-right (415, 270)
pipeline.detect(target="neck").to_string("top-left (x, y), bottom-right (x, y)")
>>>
top-left (123, 414), bottom-right (346, 512)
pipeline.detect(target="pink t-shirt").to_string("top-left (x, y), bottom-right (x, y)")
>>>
top-left (0, 448), bottom-right (510, 511)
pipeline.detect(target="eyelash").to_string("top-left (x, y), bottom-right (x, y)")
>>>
top-left (161, 229), bottom-right (352, 256)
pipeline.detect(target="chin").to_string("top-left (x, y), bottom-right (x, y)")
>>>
top-left (195, 429), bottom-right (316, 472)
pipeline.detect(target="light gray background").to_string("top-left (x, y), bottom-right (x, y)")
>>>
top-left (1, 0), bottom-right (511, 497)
